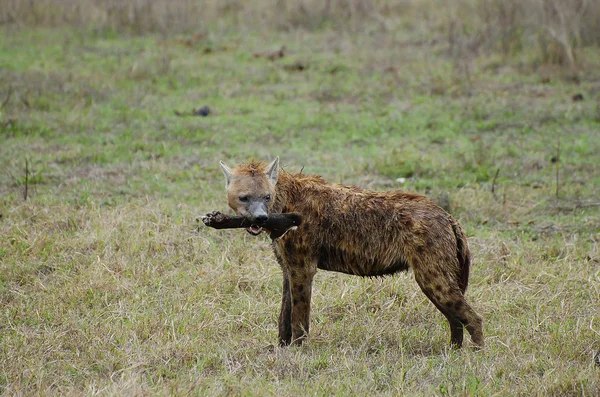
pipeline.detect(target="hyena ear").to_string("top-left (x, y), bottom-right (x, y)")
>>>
top-left (265, 156), bottom-right (279, 185)
top-left (219, 160), bottom-right (233, 189)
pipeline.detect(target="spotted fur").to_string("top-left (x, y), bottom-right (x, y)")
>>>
top-left (220, 157), bottom-right (484, 348)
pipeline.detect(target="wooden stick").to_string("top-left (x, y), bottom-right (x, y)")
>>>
top-left (200, 211), bottom-right (302, 239)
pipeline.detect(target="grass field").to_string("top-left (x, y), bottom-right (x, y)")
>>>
top-left (1, 7), bottom-right (600, 395)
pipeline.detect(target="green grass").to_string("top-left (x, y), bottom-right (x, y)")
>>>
top-left (1, 23), bottom-right (599, 396)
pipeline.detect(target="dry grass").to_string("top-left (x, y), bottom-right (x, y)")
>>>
top-left (0, 0), bottom-right (390, 33)
top-left (1, 2), bottom-right (599, 394)
top-left (2, 190), bottom-right (599, 395)
top-left (3, 0), bottom-right (599, 66)
top-left (445, 0), bottom-right (600, 68)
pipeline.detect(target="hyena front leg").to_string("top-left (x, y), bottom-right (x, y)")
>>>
top-left (278, 269), bottom-right (292, 346)
top-left (275, 252), bottom-right (292, 345)
top-left (288, 263), bottom-right (317, 345)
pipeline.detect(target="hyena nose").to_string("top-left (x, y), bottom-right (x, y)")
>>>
top-left (255, 214), bottom-right (268, 223)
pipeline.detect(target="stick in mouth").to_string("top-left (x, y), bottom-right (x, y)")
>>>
top-left (200, 211), bottom-right (302, 239)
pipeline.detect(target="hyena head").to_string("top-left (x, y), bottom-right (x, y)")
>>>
top-left (219, 157), bottom-right (279, 236)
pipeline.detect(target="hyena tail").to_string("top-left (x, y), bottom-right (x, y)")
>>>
top-left (452, 220), bottom-right (471, 294)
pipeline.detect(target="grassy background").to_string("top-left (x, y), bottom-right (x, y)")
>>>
top-left (1, 1), bottom-right (600, 395)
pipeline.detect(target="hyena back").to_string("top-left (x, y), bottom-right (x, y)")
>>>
top-left (219, 157), bottom-right (484, 349)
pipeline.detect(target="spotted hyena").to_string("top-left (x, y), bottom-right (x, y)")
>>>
top-left (219, 157), bottom-right (484, 348)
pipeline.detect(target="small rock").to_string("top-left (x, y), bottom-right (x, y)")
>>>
top-left (194, 105), bottom-right (211, 117)
top-left (572, 93), bottom-right (584, 102)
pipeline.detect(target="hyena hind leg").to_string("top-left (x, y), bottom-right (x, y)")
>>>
top-left (415, 271), bottom-right (484, 349)
top-left (442, 294), bottom-right (484, 349)
top-left (435, 298), bottom-right (465, 347)
top-left (457, 299), bottom-right (484, 349)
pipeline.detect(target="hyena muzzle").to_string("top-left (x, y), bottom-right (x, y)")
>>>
top-left (218, 157), bottom-right (484, 349)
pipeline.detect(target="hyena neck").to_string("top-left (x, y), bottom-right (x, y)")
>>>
top-left (272, 170), bottom-right (325, 214)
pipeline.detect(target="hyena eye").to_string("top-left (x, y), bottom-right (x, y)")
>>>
top-left (239, 195), bottom-right (249, 202)
top-left (265, 194), bottom-right (271, 201)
